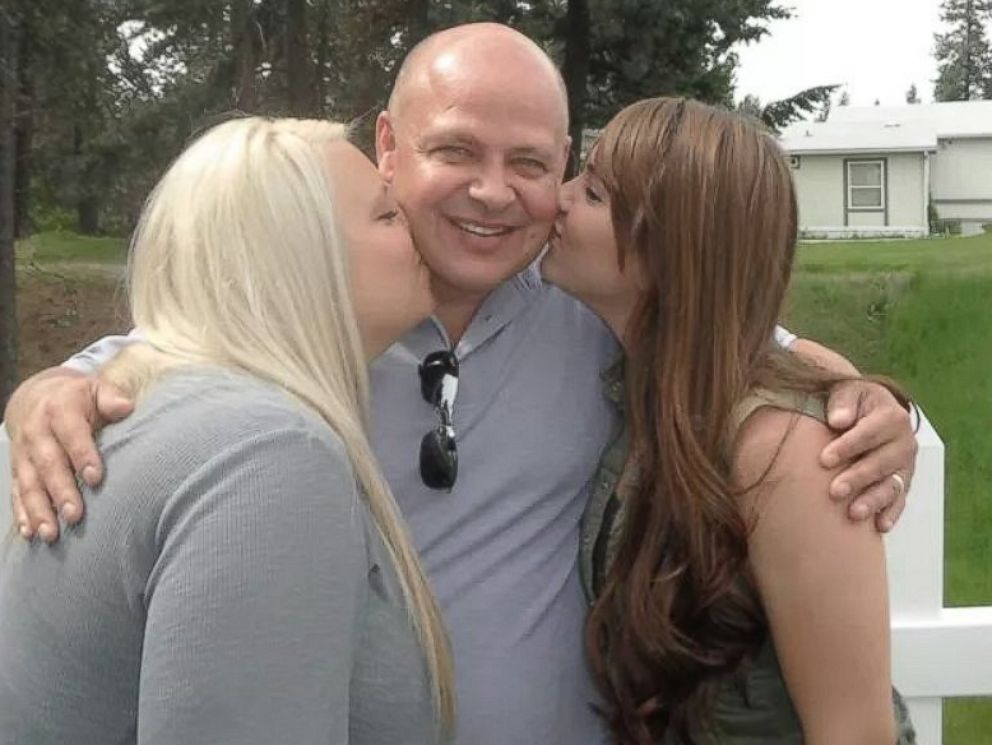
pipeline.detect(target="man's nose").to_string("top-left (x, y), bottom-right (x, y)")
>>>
top-left (468, 162), bottom-right (516, 212)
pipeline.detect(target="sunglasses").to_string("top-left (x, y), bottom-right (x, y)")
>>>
top-left (418, 350), bottom-right (459, 490)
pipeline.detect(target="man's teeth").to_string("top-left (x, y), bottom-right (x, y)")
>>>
top-left (456, 221), bottom-right (511, 237)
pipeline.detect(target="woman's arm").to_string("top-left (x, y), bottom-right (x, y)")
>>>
top-left (138, 425), bottom-right (367, 745)
top-left (734, 409), bottom-right (896, 745)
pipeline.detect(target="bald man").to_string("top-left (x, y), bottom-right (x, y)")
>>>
top-left (5, 22), bottom-right (918, 745)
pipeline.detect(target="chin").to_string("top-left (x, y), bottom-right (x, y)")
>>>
top-left (434, 259), bottom-right (531, 296)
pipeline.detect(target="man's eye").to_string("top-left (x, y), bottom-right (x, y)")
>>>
top-left (434, 146), bottom-right (472, 160)
top-left (515, 158), bottom-right (548, 176)
top-left (377, 210), bottom-right (400, 222)
top-left (585, 186), bottom-right (603, 204)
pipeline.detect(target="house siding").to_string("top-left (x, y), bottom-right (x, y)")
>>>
top-left (791, 152), bottom-right (926, 236)
top-left (931, 137), bottom-right (992, 222)
top-left (791, 155), bottom-right (844, 227)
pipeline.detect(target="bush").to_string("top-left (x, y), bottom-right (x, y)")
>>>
top-left (932, 218), bottom-right (962, 236)
top-left (31, 205), bottom-right (77, 234)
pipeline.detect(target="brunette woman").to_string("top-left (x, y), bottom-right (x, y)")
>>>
top-left (543, 97), bottom-right (916, 745)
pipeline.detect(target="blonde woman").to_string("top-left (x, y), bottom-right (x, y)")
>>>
top-left (0, 118), bottom-right (453, 744)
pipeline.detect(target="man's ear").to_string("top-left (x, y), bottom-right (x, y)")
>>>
top-left (375, 111), bottom-right (397, 181)
top-left (558, 136), bottom-right (573, 181)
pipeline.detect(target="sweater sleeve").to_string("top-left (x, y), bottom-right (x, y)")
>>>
top-left (62, 330), bottom-right (142, 374)
top-left (136, 424), bottom-right (367, 745)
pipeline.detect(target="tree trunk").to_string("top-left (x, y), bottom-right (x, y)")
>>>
top-left (14, 21), bottom-right (33, 238)
top-left (232, 0), bottom-right (258, 111)
top-left (407, 0), bottom-right (431, 46)
top-left (72, 123), bottom-right (100, 235)
top-left (964, 0), bottom-right (974, 98)
top-left (286, 0), bottom-right (313, 115)
top-left (313, 0), bottom-right (331, 115)
top-left (0, 5), bottom-right (21, 408)
top-left (562, 0), bottom-right (590, 177)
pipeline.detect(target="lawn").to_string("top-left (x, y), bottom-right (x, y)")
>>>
top-left (16, 230), bottom-right (127, 266)
top-left (786, 232), bottom-right (992, 741)
top-left (14, 232), bottom-right (129, 380)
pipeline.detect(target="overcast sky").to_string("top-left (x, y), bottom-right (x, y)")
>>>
top-left (734, 0), bottom-right (949, 108)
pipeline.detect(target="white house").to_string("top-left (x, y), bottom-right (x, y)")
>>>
top-left (780, 101), bottom-right (992, 239)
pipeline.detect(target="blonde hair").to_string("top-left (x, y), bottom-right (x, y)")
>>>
top-left (102, 116), bottom-right (454, 728)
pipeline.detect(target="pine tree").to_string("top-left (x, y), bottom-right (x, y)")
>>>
top-left (735, 85), bottom-right (837, 132)
top-left (838, 89), bottom-right (851, 106)
top-left (906, 83), bottom-right (921, 103)
top-left (933, 0), bottom-right (992, 101)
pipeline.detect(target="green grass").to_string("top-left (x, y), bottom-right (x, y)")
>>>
top-left (785, 232), bottom-right (992, 742)
top-left (15, 230), bottom-right (127, 265)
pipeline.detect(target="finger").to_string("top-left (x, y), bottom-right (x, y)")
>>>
top-left (821, 405), bottom-right (908, 470)
top-left (30, 434), bottom-right (85, 532)
top-left (828, 441), bottom-right (907, 500)
top-left (12, 456), bottom-right (41, 539)
top-left (16, 450), bottom-right (61, 543)
top-left (875, 490), bottom-right (907, 533)
top-left (95, 383), bottom-right (134, 424)
top-left (846, 475), bottom-right (903, 523)
top-left (825, 381), bottom-right (866, 431)
top-left (9, 478), bottom-right (29, 539)
top-left (49, 402), bottom-right (103, 490)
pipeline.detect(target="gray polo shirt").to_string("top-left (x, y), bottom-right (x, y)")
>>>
top-left (62, 264), bottom-right (620, 744)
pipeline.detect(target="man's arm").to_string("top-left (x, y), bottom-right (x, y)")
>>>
top-left (789, 335), bottom-right (916, 533)
top-left (790, 338), bottom-right (860, 376)
top-left (4, 333), bottom-right (138, 541)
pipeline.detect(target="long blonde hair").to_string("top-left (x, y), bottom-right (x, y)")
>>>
top-left (102, 116), bottom-right (454, 728)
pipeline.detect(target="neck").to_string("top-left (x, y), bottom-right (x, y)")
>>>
top-left (431, 277), bottom-right (491, 346)
top-left (584, 294), bottom-right (638, 354)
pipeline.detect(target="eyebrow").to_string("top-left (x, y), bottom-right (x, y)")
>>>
top-left (420, 131), bottom-right (479, 148)
top-left (509, 146), bottom-right (554, 162)
top-left (421, 130), bottom-right (555, 161)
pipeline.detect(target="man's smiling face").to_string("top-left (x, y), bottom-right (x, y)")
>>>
top-left (377, 31), bottom-right (570, 301)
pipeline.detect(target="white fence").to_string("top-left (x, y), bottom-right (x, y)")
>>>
top-left (1, 412), bottom-right (990, 742)
top-left (887, 412), bottom-right (992, 742)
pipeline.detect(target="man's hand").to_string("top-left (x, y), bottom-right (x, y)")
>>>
top-left (5, 367), bottom-right (134, 542)
top-left (819, 380), bottom-right (917, 533)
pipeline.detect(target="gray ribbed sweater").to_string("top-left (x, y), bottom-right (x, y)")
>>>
top-left (0, 369), bottom-right (436, 745)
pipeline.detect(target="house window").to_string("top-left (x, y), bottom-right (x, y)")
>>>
top-left (847, 160), bottom-right (885, 211)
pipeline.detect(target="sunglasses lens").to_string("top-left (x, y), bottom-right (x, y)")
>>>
top-left (420, 428), bottom-right (458, 490)
top-left (419, 351), bottom-right (459, 404)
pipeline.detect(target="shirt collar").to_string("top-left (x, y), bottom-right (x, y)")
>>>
top-left (600, 355), bottom-right (625, 409)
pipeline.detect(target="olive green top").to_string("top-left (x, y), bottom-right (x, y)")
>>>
top-left (580, 360), bottom-right (917, 744)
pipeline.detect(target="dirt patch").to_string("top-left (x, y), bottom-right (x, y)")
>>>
top-left (16, 264), bottom-right (130, 381)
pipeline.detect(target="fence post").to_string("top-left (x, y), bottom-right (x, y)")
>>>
top-left (887, 410), bottom-right (945, 744)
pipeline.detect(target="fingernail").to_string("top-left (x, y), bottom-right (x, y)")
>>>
top-left (38, 523), bottom-right (56, 542)
top-left (60, 503), bottom-right (79, 523)
top-left (82, 465), bottom-right (100, 486)
top-left (18, 524), bottom-right (32, 540)
top-left (851, 504), bottom-right (869, 519)
top-left (830, 408), bottom-right (851, 424)
top-left (833, 481), bottom-right (851, 498)
top-left (880, 519), bottom-right (894, 532)
top-left (822, 452), bottom-right (839, 468)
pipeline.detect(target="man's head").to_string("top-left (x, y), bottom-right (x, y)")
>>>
top-left (376, 23), bottom-right (570, 302)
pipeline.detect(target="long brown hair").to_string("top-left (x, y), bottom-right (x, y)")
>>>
top-left (584, 98), bottom-right (843, 743)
